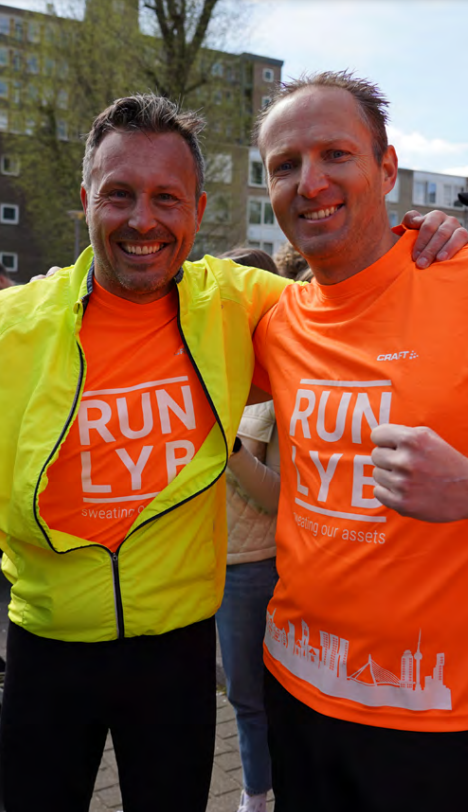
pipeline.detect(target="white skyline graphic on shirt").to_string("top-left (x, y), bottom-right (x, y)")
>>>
top-left (265, 613), bottom-right (452, 711)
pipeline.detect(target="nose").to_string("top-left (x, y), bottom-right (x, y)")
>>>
top-left (297, 159), bottom-right (329, 199)
top-left (128, 195), bottom-right (156, 233)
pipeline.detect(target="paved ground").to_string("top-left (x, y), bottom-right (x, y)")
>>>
top-left (0, 573), bottom-right (274, 811)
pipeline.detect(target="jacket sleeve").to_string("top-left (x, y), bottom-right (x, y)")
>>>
top-left (228, 440), bottom-right (280, 514)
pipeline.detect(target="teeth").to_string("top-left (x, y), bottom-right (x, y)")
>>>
top-left (303, 206), bottom-right (339, 221)
top-left (122, 243), bottom-right (163, 255)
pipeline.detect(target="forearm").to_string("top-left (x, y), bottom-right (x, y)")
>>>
top-left (228, 443), bottom-right (280, 514)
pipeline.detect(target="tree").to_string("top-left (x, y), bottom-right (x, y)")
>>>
top-left (142, 0), bottom-right (222, 100)
top-left (6, 0), bottom-right (253, 268)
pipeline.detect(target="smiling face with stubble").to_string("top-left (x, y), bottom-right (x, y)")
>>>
top-left (80, 129), bottom-right (207, 303)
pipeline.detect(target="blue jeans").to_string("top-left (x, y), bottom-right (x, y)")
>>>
top-left (216, 558), bottom-right (278, 796)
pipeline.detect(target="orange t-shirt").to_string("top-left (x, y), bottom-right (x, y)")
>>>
top-left (40, 279), bottom-right (215, 551)
top-left (254, 230), bottom-right (468, 732)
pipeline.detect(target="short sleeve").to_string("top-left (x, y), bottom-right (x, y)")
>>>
top-left (252, 306), bottom-right (276, 394)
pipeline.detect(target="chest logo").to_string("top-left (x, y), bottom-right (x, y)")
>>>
top-left (376, 350), bottom-right (419, 362)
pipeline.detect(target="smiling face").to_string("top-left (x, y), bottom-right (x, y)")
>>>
top-left (259, 86), bottom-right (398, 284)
top-left (80, 129), bottom-right (207, 303)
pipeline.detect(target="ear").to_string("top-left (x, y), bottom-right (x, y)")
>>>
top-left (80, 185), bottom-right (89, 223)
top-left (196, 191), bottom-right (207, 232)
top-left (381, 145), bottom-right (398, 196)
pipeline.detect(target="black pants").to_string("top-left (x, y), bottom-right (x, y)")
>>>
top-left (0, 619), bottom-right (216, 812)
top-left (265, 668), bottom-right (468, 812)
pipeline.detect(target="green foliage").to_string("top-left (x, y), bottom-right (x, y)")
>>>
top-left (6, 0), bottom-right (251, 265)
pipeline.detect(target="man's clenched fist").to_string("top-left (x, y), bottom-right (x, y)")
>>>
top-left (371, 424), bottom-right (468, 523)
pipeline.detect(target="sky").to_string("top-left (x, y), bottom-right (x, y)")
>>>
top-left (5, 0), bottom-right (468, 176)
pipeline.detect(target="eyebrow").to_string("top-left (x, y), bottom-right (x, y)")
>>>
top-left (267, 134), bottom-right (359, 163)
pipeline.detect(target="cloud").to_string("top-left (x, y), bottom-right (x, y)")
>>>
top-left (387, 126), bottom-right (468, 176)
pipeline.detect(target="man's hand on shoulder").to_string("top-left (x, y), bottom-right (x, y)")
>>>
top-left (402, 209), bottom-right (468, 269)
top-left (371, 423), bottom-right (468, 522)
top-left (29, 266), bottom-right (62, 283)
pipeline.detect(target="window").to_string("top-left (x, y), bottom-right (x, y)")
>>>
top-left (14, 19), bottom-right (23, 41)
top-left (10, 113), bottom-right (22, 134)
top-left (1, 155), bottom-right (20, 176)
top-left (264, 202), bottom-right (274, 225)
top-left (57, 88), bottom-right (68, 109)
top-left (44, 57), bottom-right (55, 76)
top-left (248, 240), bottom-right (273, 254)
top-left (11, 80), bottom-right (21, 104)
top-left (261, 95), bottom-right (271, 109)
top-left (0, 80), bottom-right (8, 99)
top-left (1, 203), bottom-right (19, 224)
top-left (263, 68), bottom-right (274, 82)
top-left (413, 181), bottom-right (425, 206)
top-left (248, 199), bottom-right (262, 225)
top-left (249, 159), bottom-right (266, 187)
top-left (0, 46), bottom-right (8, 67)
top-left (0, 16), bottom-right (10, 36)
top-left (203, 193), bottom-right (231, 224)
top-left (28, 20), bottom-right (41, 43)
top-left (248, 198), bottom-right (276, 226)
top-left (211, 62), bottom-right (223, 77)
top-left (0, 252), bottom-right (18, 272)
top-left (26, 55), bottom-right (39, 74)
top-left (24, 118), bottom-right (35, 136)
top-left (212, 90), bottom-right (223, 105)
top-left (11, 50), bottom-right (21, 71)
top-left (427, 181), bottom-right (436, 204)
top-left (57, 120), bottom-right (68, 140)
top-left (385, 176), bottom-right (399, 203)
top-left (453, 185), bottom-right (465, 207)
top-left (206, 153), bottom-right (233, 184)
top-left (225, 65), bottom-right (237, 82)
top-left (28, 84), bottom-right (39, 103)
top-left (0, 111), bottom-right (8, 132)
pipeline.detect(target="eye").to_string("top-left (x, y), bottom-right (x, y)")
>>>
top-left (270, 159), bottom-right (294, 177)
top-left (157, 193), bottom-right (177, 203)
top-left (109, 189), bottom-right (130, 200)
top-left (328, 149), bottom-right (348, 160)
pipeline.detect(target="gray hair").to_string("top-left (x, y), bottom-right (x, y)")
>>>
top-left (82, 93), bottom-right (206, 198)
top-left (254, 70), bottom-right (390, 165)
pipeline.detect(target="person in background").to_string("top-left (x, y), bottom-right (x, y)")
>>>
top-left (216, 247), bottom-right (281, 812)
top-left (274, 241), bottom-right (309, 280)
top-left (0, 264), bottom-right (15, 290)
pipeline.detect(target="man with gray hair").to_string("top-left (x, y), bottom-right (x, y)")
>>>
top-left (0, 89), bottom-right (463, 812)
top-left (252, 70), bottom-right (468, 810)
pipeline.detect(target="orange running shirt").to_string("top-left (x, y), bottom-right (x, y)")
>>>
top-left (253, 230), bottom-right (468, 732)
top-left (40, 279), bottom-right (215, 551)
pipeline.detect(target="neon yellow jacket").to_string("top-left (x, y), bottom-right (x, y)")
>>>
top-left (0, 247), bottom-right (288, 642)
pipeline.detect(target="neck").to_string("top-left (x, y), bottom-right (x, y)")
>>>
top-left (310, 228), bottom-right (399, 287)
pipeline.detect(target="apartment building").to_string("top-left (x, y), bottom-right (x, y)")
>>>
top-left (386, 167), bottom-right (468, 229)
top-left (0, 1), bottom-right (284, 282)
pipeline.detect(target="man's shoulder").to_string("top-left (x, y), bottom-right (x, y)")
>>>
top-left (0, 249), bottom-right (93, 335)
top-left (183, 255), bottom-right (290, 301)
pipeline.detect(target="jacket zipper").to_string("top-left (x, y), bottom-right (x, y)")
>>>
top-left (111, 551), bottom-right (125, 638)
top-left (32, 294), bottom-right (127, 640)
